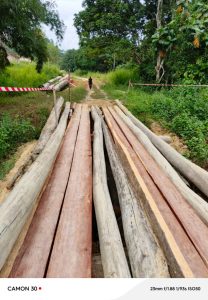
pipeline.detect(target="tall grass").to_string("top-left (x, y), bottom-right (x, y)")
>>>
top-left (0, 62), bottom-right (61, 88)
top-left (106, 68), bottom-right (139, 85)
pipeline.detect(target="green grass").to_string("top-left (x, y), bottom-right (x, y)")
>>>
top-left (0, 83), bottom-right (88, 180)
top-left (0, 62), bottom-right (62, 88)
top-left (103, 81), bottom-right (208, 167)
top-left (60, 86), bottom-right (87, 103)
top-left (0, 156), bottom-right (16, 180)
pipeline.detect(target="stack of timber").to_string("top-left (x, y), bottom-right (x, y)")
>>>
top-left (43, 76), bottom-right (62, 88)
top-left (0, 102), bottom-right (71, 273)
top-left (52, 75), bottom-right (69, 92)
top-left (1, 100), bottom-right (208, 278)
top-left (101, 104), bottom-right (208, 278)
top-left (4, 104), bottom-right (92, 278)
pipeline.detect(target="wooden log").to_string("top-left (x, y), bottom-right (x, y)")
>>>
top-left (159, 135), bottom-right (171, 143)
top-left (43, 76), bottom-right (62, 88)
top-left (53, 80), bottom-right (69, 92)
top-left (32, 97), bottom-right (64, 160)
top-left (6, 97), bottom-right (64, 189)
top-left (109, 107), bottom-right (208, 268)
top-left (46, 105), bottom-right (92, 278)
top-left (0, 103), bottom-right (70, 272)
top-left (91, 107), bottom-right (131, 278)
top-left (114, 106), bottom-right (208, 226)
top-left (115, 100), bottom-right (208, 198)
top-left (9, 105), bottom-right (82, 278)
top-left (103, 107), bottom-right (208, 278)
top-left (102, 120), bottom-right (169, 277)
top-left (7, 97), bottom-right (65, 190)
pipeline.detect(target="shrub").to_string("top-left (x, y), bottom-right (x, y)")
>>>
top-left (107, 68), bottom-right (139, 85)
top-left (0, 114), bottom-right (36, 161)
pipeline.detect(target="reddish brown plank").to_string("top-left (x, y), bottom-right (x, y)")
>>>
top-left (9, 105), bottom-right (82, 278)
top-left (46, 105), bottom-right (92, 278)
top-left (109, 106), bottom-right (208, 268)
top-left (103, 107), bottom-right (208, 278)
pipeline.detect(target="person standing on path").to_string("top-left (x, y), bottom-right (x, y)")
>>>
top-left (88, 76), bottom-right (93, 89)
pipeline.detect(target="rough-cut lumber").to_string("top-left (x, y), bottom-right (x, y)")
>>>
top-left (114, 106), bottom-right (208, 226)
top-left (91, 107), bottom-right (131, 278)
top-left (9, 105), bottom-right (82, 278)
top-left (115, 100), bottom-right (208, 198)
top-left (103, 107), bottom-right (208, 278)
top-left (109, 107), bottom-right (208, 268)
top-left (0, 103), bottom-right (70, 272)
top-left (46, 105), bottom-right (92, 278)
top-left (32, 97), bottom-right (64, 160)
top-left (102, 120), bottom-right (169, 278)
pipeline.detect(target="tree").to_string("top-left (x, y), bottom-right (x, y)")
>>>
top-left (0, 0), bottom-right (65, 72)
top-left (152, 0), bottom-right (208, 83)
top-left (47, 40), bottom-right (63, 66)
top-left (74, 0), bottom-right (144, 72)
top-left (61, 49), bottom-right (78, 72)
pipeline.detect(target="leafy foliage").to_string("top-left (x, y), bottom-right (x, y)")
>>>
top-left (0, 0), bottom-right (65, 71)
top-left (0, 114), bottom-right (36, 161)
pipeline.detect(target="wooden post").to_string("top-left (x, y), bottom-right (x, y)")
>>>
top-left (53, 89), bottom-right (58, 127)
top-left (68, 69), bottom-right (71, 102)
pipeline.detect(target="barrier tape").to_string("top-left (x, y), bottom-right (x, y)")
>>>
top-left (129, 81), bottom-right (208, 88)
top-left (0, 86), bottom-right (53, 92)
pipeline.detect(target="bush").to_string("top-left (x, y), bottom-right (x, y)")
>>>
top-left (107, 67), bottom-right (139, 85)
top-left (0, 114), bottom-right (36, 161)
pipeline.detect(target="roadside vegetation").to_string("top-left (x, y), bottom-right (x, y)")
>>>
top-left (102, 68), bottom-right (208, 167)
top-left (0, 62), bottom-right (62, 88)
top-left (0, 70), bottom-right (87, 180)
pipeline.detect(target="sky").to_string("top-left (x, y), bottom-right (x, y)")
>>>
top-left (43, 0), bottom-right (83, 51)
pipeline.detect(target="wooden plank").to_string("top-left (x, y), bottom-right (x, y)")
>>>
top-left (9, 105), bottom-right (82, 278)
top-left (91, 107), bottom-right (131, 278)
top-left (115, 100), bottom-right (208, 198)
top-left (102, 107), bottom-right (208, 278)
top-left (109, 107), bottom-right (208, 268)
top-left (114, 105), bottom-right (208, 226)
top-left (46, 105), bottom-right (92, 278)
top-left (102, 120), bottom-right (169, 277)
top-left (0, 103), bottom-right (70, 272)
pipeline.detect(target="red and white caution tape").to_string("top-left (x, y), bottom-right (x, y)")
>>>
top-left (130, 82), bottom-right (208, 88)
top-left (0, 86), bottom-right (53, 92)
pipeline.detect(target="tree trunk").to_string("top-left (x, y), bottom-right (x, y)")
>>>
top-left (156, 0), bottom-right (164, 82)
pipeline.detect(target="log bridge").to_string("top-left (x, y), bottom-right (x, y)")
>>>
top-left (0, 101), bottom-right (208, 278)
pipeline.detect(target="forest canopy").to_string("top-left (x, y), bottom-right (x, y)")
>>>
top-left (69, 0), bottom-right (208, 83)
